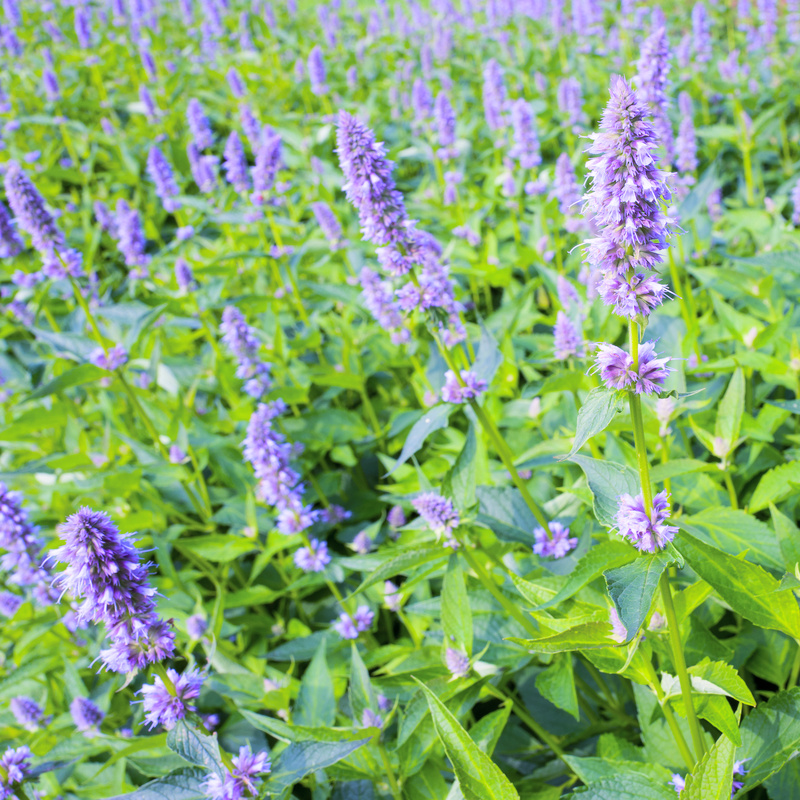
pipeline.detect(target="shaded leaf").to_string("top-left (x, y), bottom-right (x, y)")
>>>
top-left (388, 404), bottom-right (454, 475)
top-left (605, 553), bottom-right (670, 642)
top-left (558, 387), bottom-right (621, 461)
top-left (568, 455), bottom-right (639, 528)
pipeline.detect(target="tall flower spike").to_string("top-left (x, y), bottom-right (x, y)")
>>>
top-left (434, 91), bottom-right (457, 159)
top-left (553, 312), bottom-right (584, 360)
top-left (51, 508), bottom-right (175, 672)
top-left (4, 162), bottom-right (64, 253)
top-left (146, 146), bottom-right (181, 212)
top-left (307, 45), bottom-right (326, 95)
top-left (186, 98), bottom-right (213, 150)
top-left (635, 26), bottom-right (674, 159)
top-left (223, 131), bottom-right (250, 193)
top-left (482, 58), bottom-right (506, 133)
top-left (582, 75), bottom-right (673, 321)
top-left (509, 99), bottom-right (541, 170)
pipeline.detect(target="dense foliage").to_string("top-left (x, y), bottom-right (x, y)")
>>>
top-left (1, 0), bottom-right (800, 798)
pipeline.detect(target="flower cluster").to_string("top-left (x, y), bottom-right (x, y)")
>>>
top-left (441, 369), bottom-right (487, 404)
top-left (220, 306), bottom-right (273, 398)
top-left (0, 746), bottom-right (31, 798)
top-left (293, 538), bottom-right (331, 572)
top-left (146, 146), bottom-right (181, 212)
top-left (533, 521), bottom-right (578, 559)
top-left (336, 111), bottom-right (465, 346)
top-left (412, 493), bottom-right (460, 547)
top-left (615, 490), bottom-right (677, 552)
top-left (242, 401), bottom-right (319, 535)
top-left (635, 26), bottom-right (673, 159)
top-left (50, 508), bottom-right (175, 672)
top-left (594, 341), bottom-right (671, 395)
top-left (203, 746), bottom-right (271, 800)
top-left (139, 667), bottom-right (205, 730)
top-left (70, 696), bottom-right (105, 734)
top-left (334, 605), bottom-right (374, 639)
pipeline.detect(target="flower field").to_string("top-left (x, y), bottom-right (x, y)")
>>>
top-left (2, 0), bottom-right (800, 798)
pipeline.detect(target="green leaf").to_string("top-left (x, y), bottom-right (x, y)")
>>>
top-left (535, 653), bottom-right (579, 720)
top-left (508, 621), bottom-right (613, 654)
top-left (412, 678), bottom-right (519, 800)
top-left (184, 535), bottom-right (257, 562)
top-left (536, 540), bottom-right (634, 610)
top-left (563, 756), bottom-right (670, 785)
top-left (351, 545), bottom-right (449, 596)
top-left (568, 455), bottom-right (639, 528)
top-left (472, 322), bottom-right (503, 385)
top-left (675, 530), bottom-right (800, 639)
top-left (738, 687), bottom-right (800, 790)
top-left (22, 363), bottom-right (106, 403)
top-left (649, 459), bottom-right (715, 483)
top-left (348, 644), bottom-right (377, 724)
top-left (558, 387), bottom-right (621, 461)
top-left (447, 424), bottom-right (477, 510)
top-left (680, 733), bottom-right (734, 800)
top-left (442, 555), bottom-right (473, 655)
top-left (166, 721), bottom-right (225, 777)
top-left (476, 485), bottom-right (536, 545)
top-left (294, 639), bottom-right (335, 728)
top-left (106, 767), bottom-right (209, 800)
top-left (568, 774), bottom-right (676, 798)
top-left (750, 461), bottom-right (800, 512)
top-left (770, 504), bottom-right (800, 570)
top-left (686, 659), bottom-right (755, 706)
top-left (678, 507), bottom-right (783, 571)
top-left (604, 553), bottom-right (670, 642)
top-left (714, 368), bottom-right (745, 457)
top-left (388, 404), bottom-right (454, 475)
top-left (239, 710), bottom-right (367, 743)
top-left (264, 738), bottom-right (370, 795)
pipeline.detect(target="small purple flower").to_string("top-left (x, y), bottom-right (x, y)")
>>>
top-left (533, 522), bottom-right (578, 559)
top-left (598, 273), bottom-right (668, 319)
top-left (226, 67), bottom-right (245, 98)
top-left (139, 667), bottom-right (204, 730)
top-left (187, 98), bottom-right (213, 150)
top-left (334, 612), bottom-right (358, 639)
top-left (0, 200), bottom-right (23, 257)
top-left (176, 225), bottom-right (194, 242)
top-left (70, 696), bottom-right (104, 734)
top-left (0, 590), bottom-right (22, 617)
top-left (10, 696), bottom-right (46, 731)
top-left (384, 580), bottom-right (401, 611)
top-left (412, 493), bottom-right (459, 541)
top-left (186, 613), bottom-right (207, 639)
top-left (361, 708), bottom-right (382, 729)
top-left (434, 92), bottom-right (457, 158)
top-left (558, 77), bottom-right (584, 132)
top-left (482, 58), bottom-right (506, 132)
top-left (223, 131), bottom-right (250, 193)
top-left (320, 504), bottom-right (350, 524)
top-left (4, 161), bottom-right (64, 254)
top-left (115, 200), bottom-right (149, 268)
top-left (351, 530), bottom-right (372, 554)
top-left (175, 257), bottom-right (194, 290)
top-left (147, 147), bottom-right (181, 212)
top-left (791, 177), bottom-right (800, 226)
top-left (307, 45), bottom-right (326, 95)
top-left (168, 444), bottom-right (186, 464)
top-left (387, 505), bottom-right (405, 529)
top-left (441, 369), bottom-right (488, 404)
top-left (89, 345), bottom-right (128, 371)
top-left (616, 490), bottom-right (677, 552)
top-left (411, 77), bottom-right (433, 122)
top-left (509, 99), bottom-right (541, 170)
top-left (239, 103), bottom-right (261, 150)
top-left (594, 341), bottom-right (671, 394)
top-left (353, 604), bottom-right (374, 631)
top-left (203, 746), bottom-right (271, 800)
top-left (139, 85), bottom-right (158, 121)
top-left (293, 538), bottom-right (331, 573)
top-left (0, 746), bottom-right (31, 796)
top-left (187, 142), bottom-right (217, 194)
top-left (445, 647), bottom-right (470, 678)
top-left (310, 202), bottom-right (342, 248)
top-left (553, 312), bottom-right (584, 360)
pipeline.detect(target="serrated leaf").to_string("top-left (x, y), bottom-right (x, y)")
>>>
top-left (675, 530), bottom-right (800, 639)
top-left (568, 455), bottom-right (639, 528)
top-left (569, 773), bottom-right (676, 798)
top-left (442, 555), bottom-right (473, 655)
top-left (412, 678), bottom-right (519, 800)
top-left (508, 621), bottom-right (613, 654)
top-left (476, 485), bottom-right (536, 544)
top-left (535, 653), bottom-right (579, 720)
top-left (350, 545), bottom-right (449, 596)
top-left (536, 540), bottom-right (634, 610)
top-left (294, 639), bottom-right (334, 728)
top-left (686, 659), bottom-right (754, 706)
top-left (770, 504), bottom-right (800, 571)
top-left (558, 387), bottom-right (621, 461)
top-left (714, 368), bottom-right (744, 456)
top-left (738, 687), bottom-right (800, 790)
top-left (388, 404), bottom-right (454, 475)
top-left (107, 767), bottom-right (209, 800)
top-left (680, 733), bottom-right (734, 800)
top-left (750, 461), bottom-right (800, 512)
top-left (166, 721), bottom-right (225, 777)
top-left (605, 553), bottom-right (670, 642)
top-left (264, 738), bottom-right (370, 795)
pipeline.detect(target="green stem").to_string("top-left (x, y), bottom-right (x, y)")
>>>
top-left (641, 657), bottom-right (695, 770)
top-left (660, 574), bottom-right (706, 761)
top-left (723, 471), bottom-right (738, 510)
top-left (629, 321), bottom-right (705, 762)
top-left (376, 742), bottom-right (402, 800)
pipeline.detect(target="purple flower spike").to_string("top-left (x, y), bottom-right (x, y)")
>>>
top-left (598, 273), bottom-right (668, 319)
top-left (4, 161), bottom-right (64, 253)
top-left (441, 369), bottom-right (487, 404)
top-left (0, 591), bottom-right (22, 617)
top-left (509, 99), bottom-right (541, 170)
top-left (616, 489), bottom-right (677, 552)
top-left (594, 341), bottom-right (671, 394)
top-left (70, 696), bottom-right (104, 734)
top-left (89, 345), bottom-right (128, 371)
top-left (251, 133), bottom-right (282, 204)
top-left (115, 200), bottom-right (149, 268)
top-left (203, 746), bottom-right (271, 800)
top-left (0, 200), bottom-right (24, 257)
top-left (293, 538), bottom-right (331, 573)
top-left (0, 746), bottom-right (31, 796)
top-left (635, 26), bottom-right (674, 159)
top-left (412, 493), bottom-right (459, 542)
top-left (186, 98), bottom-right (213, 150)
top-left (533, 522), bottom-right (578, 559)
top-left (307, 45), bottom-right (326, 95)
top-left (223, 131), bottom-right (250, 193)
top-left (139, 667), bottom-right (204, 730)
top-left (553, 312), bottom-right (584, 360)
top-left (51, 507), bottom-right (175, 672)
top-left (147, 146), bottom-right (181, 212)
top-left (434, 92), bottom-right (457, 159)
top-left (310, 202), bottom-right (342, 248)
top-left (445, 647), bottom-right (470, 678)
